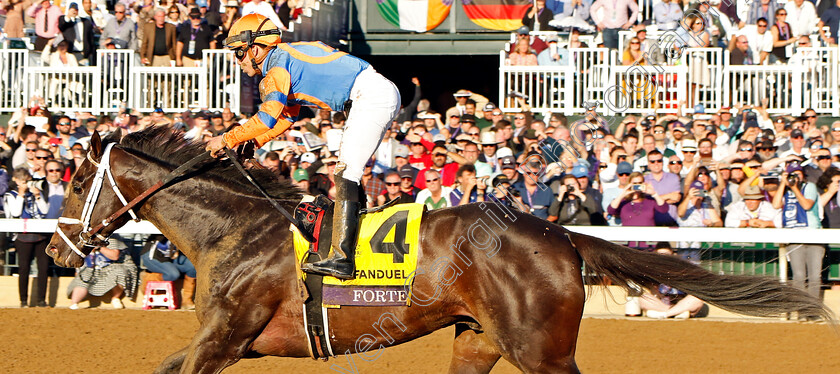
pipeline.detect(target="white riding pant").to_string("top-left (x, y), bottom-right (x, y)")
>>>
top-left (338, 66), bottom-right (401, 183)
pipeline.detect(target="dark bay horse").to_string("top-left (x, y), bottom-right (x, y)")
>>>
top-left (47, 127), bottom-right (831, 373)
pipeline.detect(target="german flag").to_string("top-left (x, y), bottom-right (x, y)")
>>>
top-left (462, 0), bottom-right (532, 31)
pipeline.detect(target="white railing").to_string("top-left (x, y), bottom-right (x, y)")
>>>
top-left (0, 49), bottom-right (241, 114)
top-left (0, 49), bottom-right (29, 112)
top-left (500, 45), bottom-right (840, 115)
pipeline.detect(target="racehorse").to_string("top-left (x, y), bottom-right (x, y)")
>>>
top-left (47, 127), bottom-right (831, 374)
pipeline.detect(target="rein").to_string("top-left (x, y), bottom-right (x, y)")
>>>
top-left (57, 143), bottom-right (213, 257)
top-left (223, 148), bottom-right (316, 243)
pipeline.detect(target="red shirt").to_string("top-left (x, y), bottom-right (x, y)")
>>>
top-left (408, 154), bottom-right (432, 170)
top-left (415, 162), bottom-right (459, 190)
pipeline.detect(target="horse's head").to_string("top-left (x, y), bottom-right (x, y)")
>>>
top-left (48, 130), bottom-right (134, 267)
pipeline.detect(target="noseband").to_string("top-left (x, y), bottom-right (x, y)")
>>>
top-left (56, 143), bottom-right (139, 258)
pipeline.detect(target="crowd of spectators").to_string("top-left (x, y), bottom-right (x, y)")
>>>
top-left (508, 0), bottom-right (840, 67)
top-left (0, 0), bottom-right (314, 66)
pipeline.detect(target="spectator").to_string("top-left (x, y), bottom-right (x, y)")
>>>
top-left (746, 0), bottom-right (779, 26)
top-left (548, 174), bottom-right (600, 225)
top-left (67, 235), bottom-right (139, 310)
top-left (4, 168), bottom-right (50, 308)
top-left (39, 160), bottom-right (65, 219)
top-left (30, 147), bottom-right (52, 179)
top-left (141, 9), bottom-right (177, 67)
top-left (640, 243), bottom-right (706, 319)
top-left (729, 35), bottom-right (755, 65)
top-left (537, 35), bottom-right (569, 66)
top-left (141, 235), bottom-right (197, 309)
top-left (817, 0), bottom-right (840, 46)
top-left (508, 38), bottom-right (538, 66)
top-left (590, 0), bottom-right (638, 50)
top-left (292, 168), bottom-right (309, 192)
top-left (398, 165), bottom-right (420, 198)
top-left (621, 37), bottom-right (646, 65)
top-left (741, 18), bottom-right (773, 65)
top-left (769, 8), bottom-right (795, 64)
top-left (818, 168), bottom-right (840, 228)
top-left (602, 161), bottom-right (633, 226)
top-left (607, 172), bottom-right (669, 227)
top-left (515, 160), bottom-right (555, 219)
top-left (450, 164), bottom-right (486, 206)
top-left (167, 4), bottom-right (185, 26)
top-left (377, 171), bottom-right (414, 206)
top-left (415, 145), bottom-right (460, 190)
top-left (725, 185), bottom-right (780, 228)
top-left (773, 163), bottom-right (822, 300)
top-left (552, 0), bottom-right (592, 32)
top-left (58, 2), bottom-right (95, 64)
top-left (653, 0), bottom-right (683, 31)
top-left (785, 0), bottom-right (818, 38)
top-left (645, 150), bottom-right (682, 223)
top-left (805, 147), bottom-right (834, 184)
top-left (2, 0), bottom-right (31, 39)
top-left (176, 7), bottom-right (217, 67)
top-left (677, 180), bottom-right (723, 263)
top-left (26, 0), bottom-right (62, 51)
top-left (667, 154), bottom-right (683, 176)
top-left (415, 170), bottom-right (452, 210)
top-left (522, 0), bottom-right (554, 31)
top-left (99, 3), bottom-right (137, 50)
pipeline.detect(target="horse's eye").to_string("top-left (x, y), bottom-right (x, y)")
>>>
top-left (73, 184), bottom-right (83, 194)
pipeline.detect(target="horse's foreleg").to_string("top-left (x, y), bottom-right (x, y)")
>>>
top-left (178, 304), bottom-right (275, 374)
top-left (448, 324), bottom-right (501, 374)
top-left (153, 345), bottom-right (189, 374)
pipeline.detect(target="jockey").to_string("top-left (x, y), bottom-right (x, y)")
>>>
top-left (205, 14), bottom-right (401, 279)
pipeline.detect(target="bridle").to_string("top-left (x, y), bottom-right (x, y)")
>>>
top-left (56, 143), bottom-right (138, 258)
top-left (54, 143), bottom-right (213, 260)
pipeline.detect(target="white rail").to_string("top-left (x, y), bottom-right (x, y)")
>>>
top-left (0, 49), bottom-right (241, 114)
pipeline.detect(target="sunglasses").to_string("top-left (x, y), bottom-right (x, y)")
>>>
top-left (47, 169), bottom-right (62, 173)
top-left (758, 24), bottom-right (767, 28)
top-left (683, 150), bottom-right (696, 153)
top-left (669, 160), bottom-right (682, 165)
top-left (630, 41), bottom-right (640, 44)
top-left (654, 130), bottom-right (664, 134)
top-left (514, 116), bottom-right (525, 120)
top-left (747, 165), bottom-right (761, 169)
top-left (115, 11), bottom-right (125, 14)
top-left (410, 142), bottom-right (423, 146)
top-left (426, 178), bottom-right (440, 182)
top-left (468, 132), bottom-right (480, 136)
top-left (58, 122), bottom-right (71, 126)
top-left (492, 112), bottom-right (502, 116)
top-left (617, 155), bottom-right (628, 160)
top-left (648, 159), bottom-right (663, 164)
top-left (778, 12), bottom-right (786, 15)
top-left (26, 148), bottom-right (37, 152)
top-left (792, 135), bottom-right (804, 139)
top-left (385, 182), bottom-right (400, 186)
top-left (816, 155), bottom-right (832, 160)
top-left (739, 148), bottom-right (753, 152)
top-left (757, 147), bottom-right (776, 151)
top-left (698, 171), bottom-right (710, 176)
top-left (807, 115), bottom-right (817, 118)
top-left (169, 11), bottom-right (179, 14)
top-left (599, 164), bottom-right (608, 169)
top-left (618, 173), bottom-right (630, 177)
top-left (35, 156), bottom-right (50, 160)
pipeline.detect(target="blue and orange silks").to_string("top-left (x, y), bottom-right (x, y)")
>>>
top-left (222, 42), bottom-right (371, 148)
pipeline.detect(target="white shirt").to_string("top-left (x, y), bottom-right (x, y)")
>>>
top-left (242, 1), bottom-right (285, 30)
top-left (739, 26), bottom-right (773, 63)
top-left (724, 200), bottom-right (781, 228)
top-left (785, 1), bottom-right (819, 37)
top-left (415, 186), bottom-right (453, 209)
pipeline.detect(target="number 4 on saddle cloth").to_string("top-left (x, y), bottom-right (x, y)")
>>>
top-left (292, 195), bottom-right (424, 308)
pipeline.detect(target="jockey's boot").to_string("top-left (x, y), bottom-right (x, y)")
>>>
top-left (302, 175), bottom-right (359, 280)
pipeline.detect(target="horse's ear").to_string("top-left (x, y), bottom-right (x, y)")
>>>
top-left (90, 131), bottom-right (103, 159)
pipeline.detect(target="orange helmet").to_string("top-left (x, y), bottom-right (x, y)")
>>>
top-left (225, 14), bottom-right (282, 49)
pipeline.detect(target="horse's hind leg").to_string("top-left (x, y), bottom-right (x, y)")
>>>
top-left (448, 324), bottom-right (501, 374)
top-left (153, 346), bottom-right (189, 374)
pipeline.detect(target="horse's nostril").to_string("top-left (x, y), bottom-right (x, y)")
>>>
top-left (48, 246), bottom-right (58, 254)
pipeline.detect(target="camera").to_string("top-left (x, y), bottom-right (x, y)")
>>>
top-left (696, 190), bottom-right (709, 198)
top-left (567, 185), bottom-right (575, 192)
top-left (787, 174), bottom-right (799, 186)
top-left (631, 184), bottom-right (646, 192)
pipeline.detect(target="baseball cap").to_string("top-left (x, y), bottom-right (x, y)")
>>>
top-left (300, 152), bottom-right (317, 164)
top-left (365, 159), bottom-right (375, 168)
top-left (500, 156), bottom-right (516, 169)
top-left (483, 103), bottom-right (497, 112)
top-left (517, 26), bottom-right (530, 35)
top-left (398, 165), bottom-right (415, 180)
top-left (616, 161), bottom-right (633, 175)
top-left (693, 104), bottom-right (705, 114)
top-left (671, 121), bottom-right (686, 131)
top-left (786, 163), bottom-right (803, 174)
top-left (742, 185), bottom-right (764, 200)
top-left (492, 174), bottom-right (511, 188)
top-left (68, 2), bottom-right (78, 9)
top-left (757, 139), bottom-right (776, 149)
top-left (744, 121), bottom-right (760, 130)
top-left (459, 114), bottom-right (477, 124)
top-left (432, 133), bottom-right (447, 144)
top-left (571, 164), bottom-right (588, 178)
top-left (791, 129), bottom-right (804, 138)
top-left (496, 147), bottom-right (514, 158)
top-left (690, 180), bottom-right (705, 190)
top-left (394, 144), bottom-right (410, 158)
top-left (292, 169), bottom-right (309, 182)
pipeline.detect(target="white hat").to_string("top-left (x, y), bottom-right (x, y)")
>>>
top-left (496, 147), bottom-right (514, 158)
top-left (480, 132), bottom-right (498, 145)
top-left (300, 152), bottom-right (317, 164)
top-left (681, 139), bottom-right (698, 151)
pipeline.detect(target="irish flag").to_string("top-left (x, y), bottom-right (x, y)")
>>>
top-left (376, 0), bottom-right (453, 32)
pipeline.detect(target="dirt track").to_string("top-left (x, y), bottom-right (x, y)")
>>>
top-left (3, 308), bottom-right (838, 373)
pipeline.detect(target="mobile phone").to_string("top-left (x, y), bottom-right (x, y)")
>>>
top-left (632, 184), bottom-right (645, 191)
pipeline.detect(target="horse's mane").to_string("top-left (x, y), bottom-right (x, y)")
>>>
top-left (110, 126), bottom-right (303, 201)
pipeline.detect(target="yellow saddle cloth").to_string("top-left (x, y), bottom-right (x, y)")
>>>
top-left (292, 203), bottom-right (424, 307)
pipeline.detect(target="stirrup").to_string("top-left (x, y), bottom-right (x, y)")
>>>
top-left (361, 196), bottom-right (400, 215)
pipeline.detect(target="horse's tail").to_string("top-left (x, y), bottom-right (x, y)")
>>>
top-left (566, 230), bottom-right (834, 321)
